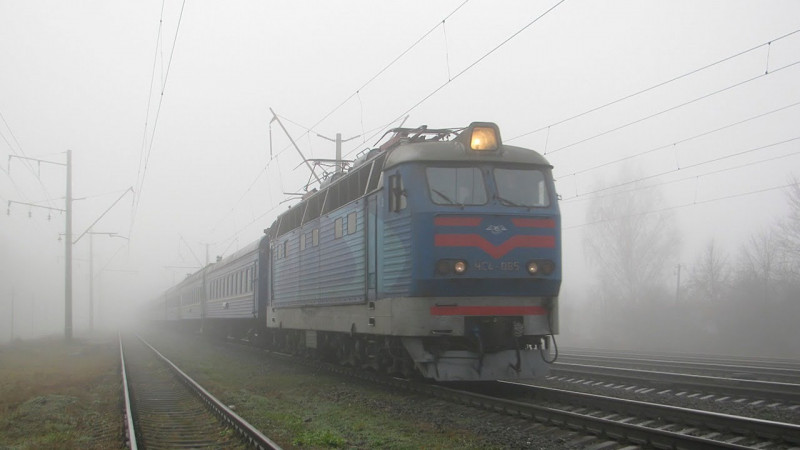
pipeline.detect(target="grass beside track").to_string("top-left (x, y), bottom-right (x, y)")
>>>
top-left (0, 335), bottom-right (123, 449)
top-left (0, 331), bottom-right (567, 449)
top-left (145, 329), bottom-right (544, 449)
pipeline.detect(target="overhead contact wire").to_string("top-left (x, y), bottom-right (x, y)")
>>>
top-left (344, 0), bottom-right (569, 159)
top-left (546, 59), bottom-right (800, 156)
top-left (507, 28), bottom-right (800, 143)
top-left (561, 99), bottom-right (800, 179)
top-left (131, 0), bottom-right (188, 237)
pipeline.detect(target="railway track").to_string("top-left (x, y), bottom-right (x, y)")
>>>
top-left (120, 333), bottom-right (281, 449)
top-left (225, 340), bottom-right (800, 448)
top-left (472, 381), bottom-right (800, 449)
top-left (563, 348), bottom-right (800, 368)
top-left (547, 362), bottom-right (800, 406)
top-left (141, 329), bottom-right (800, 448)
top-left (559, 348), bottom-right (800, 383)
top-left (324, 362), bottom-right (800, 448)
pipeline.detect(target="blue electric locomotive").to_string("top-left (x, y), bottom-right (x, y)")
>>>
top-left (156, 122), bottom-right (561, 381)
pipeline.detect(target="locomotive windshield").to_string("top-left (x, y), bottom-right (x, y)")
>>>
top-left (494, 167), bottom-right (550, 207)
top-left (426, 167), bottom-right (488, 205)
top-left (425, 166), bottom-right (550, 207)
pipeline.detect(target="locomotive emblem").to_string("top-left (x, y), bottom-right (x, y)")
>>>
top-left (486, 224), bottom-right (508, 235)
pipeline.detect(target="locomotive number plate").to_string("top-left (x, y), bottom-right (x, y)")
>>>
top-left (474, 261), bottom-right (521, 271)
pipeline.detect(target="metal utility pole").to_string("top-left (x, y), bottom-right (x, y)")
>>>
top-left (7, 151), bottom-right (73, 340)
top-left (65, 149), bottom-right (73, 340)
top-left (10, 287), bottom-right (14, 342)
top-left (675, 263), bottom-right (682, 304)
top-left (317, 132), bottom-right (360, 174)
top-left (89, 231), bottom-right (93, 331)
top-left (71, 187), bottom-right (132, 333)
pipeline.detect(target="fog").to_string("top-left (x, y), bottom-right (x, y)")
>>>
top-left (1, 1), bottom-right (799, 356)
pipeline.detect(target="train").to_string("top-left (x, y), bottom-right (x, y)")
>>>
top-left (152, 122), bottom-right (562, 381)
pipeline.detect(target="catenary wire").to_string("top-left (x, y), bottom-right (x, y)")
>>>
top-left (135, 0), bottom-right (166, 196)
top-left (561, 149), bottom-right (800, 205)
top-left (343, 0), bottom-right (569, 160)
top-left (560, 99), bottom-right (800, 179)
top-left (564, 182), bottom-right (798, 231)
top-left (506, 28), bottom-right (800, 143)
top-left (307, 0), bottom-right (471, 135)
top-left (206, 1), bottom-right (562, 248)
top-left (131, 0), bottom-right (187, 238)
top-left (0, 110), bottom-right (60, 210)
top-left (544, 58), bottom-right (800, 157)
top-left (563, 136), bottom-right (800, 200)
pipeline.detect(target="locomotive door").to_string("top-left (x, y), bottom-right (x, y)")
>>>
top-left (367, 193), bottom-right (378, 301)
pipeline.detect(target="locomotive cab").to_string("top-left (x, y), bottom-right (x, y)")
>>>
top-left (377, 122), bottom-right (562, 380)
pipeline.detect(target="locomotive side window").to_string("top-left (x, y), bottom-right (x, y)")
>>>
top-left (494, 168), bottom-right (550, 207)
top-left (426, 167), bottom-right (487, 206)
top-left (347, 211), bottom-right (357, 234)
top-left (366, 153), bottom-right (386, 192)
top-left (302, 192), bottom-right (323, 225)
top-left (335, 217), bottom-right (343, 238)
top-left (388, 174), bottom-right (406, 212)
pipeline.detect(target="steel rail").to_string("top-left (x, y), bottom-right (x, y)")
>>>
top-left (245, 342), bottom-right (796, 449)
top-left (550, 362), bottom-right (800, 403)
top-left (559, 352), bottom-right (800, 381)
top-left (499, 382), bottom-right (800, 446)
top-left (167, 332), bottom-right (800, 449)
top-left (119, 333), bottom-right (139, 450)
top-left (562, 347), bottom-right (800, 370)
top-left (133, 334), bottom-right (282, 450)
top-left (425, 383), bottom-right (758, 449)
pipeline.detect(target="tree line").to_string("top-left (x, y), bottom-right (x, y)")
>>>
top-left (564, 176), bottom-right (800, 358)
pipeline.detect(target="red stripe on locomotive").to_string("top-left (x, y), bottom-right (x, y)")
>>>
top-left (434, 234), bottom-right (556, 259)
top-left (433, 216), bottom-right (483, 226)
top-left (511, 218), bottom-right (555, 228)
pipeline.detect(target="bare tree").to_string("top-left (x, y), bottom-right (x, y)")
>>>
top-left (739, 228), bottom-right (783, 302)
top-left (583, 178), bottom-right (680, 305)
top-left (778, 177), bottom-right (800, 280)
top-left (687, 240), bottom-right (730, 303)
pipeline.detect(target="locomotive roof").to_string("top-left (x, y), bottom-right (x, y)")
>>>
top-left (380, 126), bottom-right (551, 170)
top-left (383, 142), bottom-right (551, 169)
top-left (266, 122), bottom-right (552, 238)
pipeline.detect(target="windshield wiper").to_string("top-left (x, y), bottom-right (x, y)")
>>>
top-left (496, 194), bottom-right (527, 208)
top-left (432, 189), bottom-right (456, 205)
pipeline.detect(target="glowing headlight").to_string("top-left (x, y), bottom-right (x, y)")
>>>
top-left (527, 261), bottom-right (539, 275)
top-left (470, 126), bottom-right (498, 151)
top-left (454, 260), bottom-right (468, 274)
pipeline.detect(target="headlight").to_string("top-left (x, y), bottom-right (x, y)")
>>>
top-left (436, 259), bottom-right (468, 275)
top-left (470, 127), bottom-right (498, 151)
top-left (527, 260), bottom-right (555, 276)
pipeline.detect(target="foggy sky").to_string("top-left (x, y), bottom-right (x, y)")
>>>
top-left (1, 1), bottom-right (799, 341)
